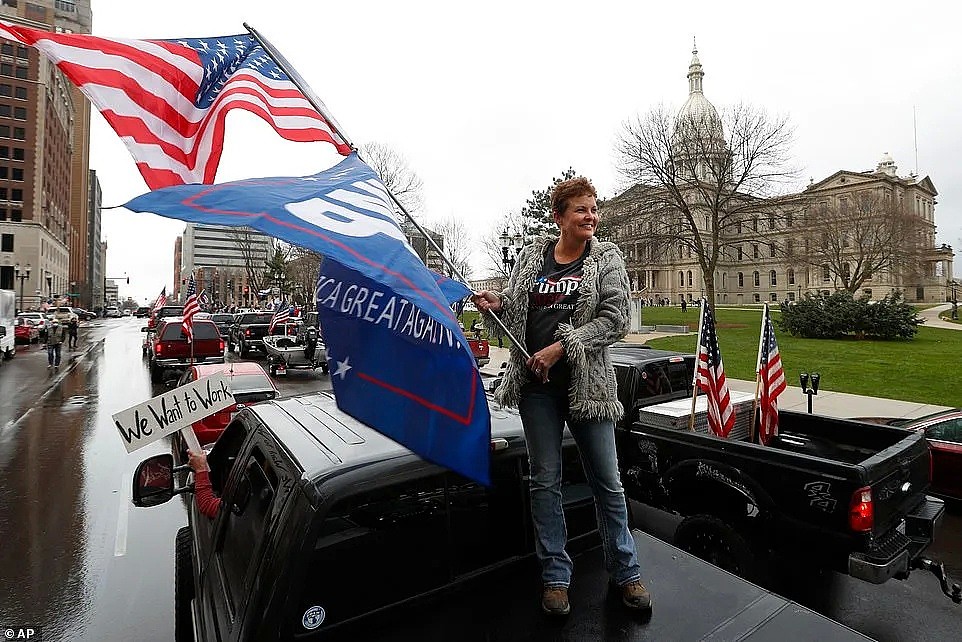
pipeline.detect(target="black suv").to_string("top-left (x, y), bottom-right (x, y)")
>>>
top-left (132, 393), bottom-right (601, 641)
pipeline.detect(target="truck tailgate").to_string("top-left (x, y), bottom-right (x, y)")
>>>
top-left (863, 428), bottom-right (931, 536)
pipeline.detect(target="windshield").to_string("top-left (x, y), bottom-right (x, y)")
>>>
top-left (240, 313), bottom-right (274, 325)
top-left (212, 314), bottom-right (234, 323)
top-left (228, 373), bottom-right (276, 394)
top-left (160, 321), bottom-right (219, 341)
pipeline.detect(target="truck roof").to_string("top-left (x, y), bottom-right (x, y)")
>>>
top-left (609, 345), bottom-right (694, 368)
top-left (248, 392), bottom-right (526, 486)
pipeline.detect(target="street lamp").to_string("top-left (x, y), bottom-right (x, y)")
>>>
top-left (45, 271), bottom-right (52, 301)
top-left (13, 262), bottom-right (30, 313)
top-left (499, 227), bottom-right (523, 274)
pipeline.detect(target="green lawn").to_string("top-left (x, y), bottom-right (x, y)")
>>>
top-left (640, 306), bottom-right (961, 407)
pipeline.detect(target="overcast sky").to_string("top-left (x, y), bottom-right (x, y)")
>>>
top-left (91, 0), bottom-right (962, 303)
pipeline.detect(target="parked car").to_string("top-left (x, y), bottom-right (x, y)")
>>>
top-left (124, 308), bottom-right (134, 317)
top-left (146, 318), bottom-right (225, 383)
top-left (17, 312), bottom-right (48, 341)
top-left (53, 306), bottom-right (77, 323)
top-left (105, 306), bottom-right (122, 318)
top-left (14, 317), bottom-right (40, 344)
top-left (857, 410), bottom-right (962, 501)
top-left (71, 307), bottom-right (96, 321)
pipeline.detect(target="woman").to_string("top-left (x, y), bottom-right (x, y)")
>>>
top-left (473, 177), bottom-right (650, 616)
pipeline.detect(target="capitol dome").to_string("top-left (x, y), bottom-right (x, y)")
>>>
top-left (673, 44), bottom-right (725, 150)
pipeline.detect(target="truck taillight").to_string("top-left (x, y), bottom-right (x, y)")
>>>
top-left (245, 328), bottom-right (251, 336)
top-left (154, 342), bottom-right (162, 355)
top-left (849, 486), bottom-right (874, 532)
top-left (219, 339), bottom-right (225, 353)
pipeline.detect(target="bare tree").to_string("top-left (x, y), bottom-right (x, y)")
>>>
top-left (287, 246), bottom-right (322, 306)
top-left (360, 142), bottom-right (424, 219)
top-left (480, 211), bottom-right (526, 281)
top-left (430, 217), bottom-right (473, 281)
top-left (797, 192), bottom-right (928, 293)
top-left (227, 227), bottom-right (271, 294)
top-left (610, 103), bottom-right (800, 308)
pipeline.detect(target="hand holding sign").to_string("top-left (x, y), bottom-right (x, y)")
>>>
top-left (113, 374), bottom-right (235, 453)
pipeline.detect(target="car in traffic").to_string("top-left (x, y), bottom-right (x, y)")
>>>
top-left (135, 306), bottom-right (152, 318)
top-left (858, 410), bottom-right (962, 500)
top-left (16, 312), bottom-right (48, 341)
top-left (229, 311), bottom-right (274, 357)
top-left (146, 318), bottom-right (225, 383)
top-left (104, 306), bottom-right (122, 318)
top-left (171, 361), bottom-right (279, 455)
top-left (210, 313), bottom-right (235, 338)
top-left (71, 307), bottom-right (96, 321)
top-left (14, 317), bottom-right (40, 344)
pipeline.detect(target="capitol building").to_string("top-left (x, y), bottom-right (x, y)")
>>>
top-left (603, 46), bottom-right (955, 305)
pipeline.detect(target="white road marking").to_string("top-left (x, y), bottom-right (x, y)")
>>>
top-left (114, 471), bottom-right (130, 557)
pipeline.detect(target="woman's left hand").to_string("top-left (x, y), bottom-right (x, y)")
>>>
top-left (526, 342), bottom-right (564, 383)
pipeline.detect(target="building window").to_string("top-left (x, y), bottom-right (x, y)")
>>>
top-left (687, 270), bottom-right (693, 287)
top-left (0, 209), bottom-right (5, 220)
top-left (11, 188), bottom-right (22, 201)
top-left (0, 125), bottom-right (8, 138)
top-left (14, 86), bottom-right (25, 99)
top-left (770, 270), bottom-right (777, 286)
top-left (752, 244), bottom-right (759, 259)
top-left (737, 246), bottom-right (743, 261)
top-left (0, 167), bottom-right (7, 179)
top-left (0, 44), bottom-right (11, 55)
top-left (678, 271), bottom-right (684, 287)
top-left (0, 105), bottom-right (9, 117)
top-left (11, 209), bottom-right (20, 221)
top-left (788, 268), bottom-right (795, 285)
top-left (752, 217), bottom-right (759, 232)
top-left (786, 212), bottom-right (793, 227)
top-left (736, 219), bottom-right (743, 234)
top-left (11, 167), bottom-right (22, 181)
top-left (1, 233), bottom-right (13, 252)
top-left (16, 46), bottom-right (28, 59)
top-left (13, 106), bottom-right (25, 120)
top-left (753, 293), bottom-right (760, 303)
top-left (771, 293), bottom-right (778, 302)
top-left (737, 272), bottom-right (744, 288)
top-left (0, 63), bottom-right (11, 77)
top-left (788, 292), bottom-right (796, 302)
top-left (769, 243), bottom-right (776, 258)
top-left (12, 127), bottom-right (23, 140)
top-left (822, 264), bottom-right (831, 281)
top-left (12, 148), bottom-right (23, 160)
top-left (14, 67), bottom-right (26, 80)
top-left (0, 84), bottom-right (10, 97)
top-left (753, 271), bottom-right (760, 287)
top-left (768, 214), bottom-right (776, 229)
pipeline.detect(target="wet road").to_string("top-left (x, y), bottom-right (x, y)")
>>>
top-left (0, 317), bottom-right (330, 642)
top-left (0, 318), bottom-right (959, 641)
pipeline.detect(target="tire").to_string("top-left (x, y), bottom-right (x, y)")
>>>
top-left (174, 526), bottom-right (195, 642)
top-left (673, 514), bottom-right (757, 580)
top-left (150, 361), bottom-right (163, 383)
top-left (269, 364), bottom-right (277, 377)
top-left (239, 340), bottom-right (247, 358)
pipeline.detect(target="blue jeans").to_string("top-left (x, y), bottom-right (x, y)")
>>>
top-left (47, 343), bottom-right (62, 367)
top-left (518, 385), bottom-right (641, 588)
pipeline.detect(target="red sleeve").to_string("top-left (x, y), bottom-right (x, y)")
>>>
top-left (194, 470), bottom-right (221, 519)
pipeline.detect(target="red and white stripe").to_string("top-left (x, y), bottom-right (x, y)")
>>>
top-left (0, 21), bottom-right (351, 189)
top-left (758, 305), bottom-right (787, 445)
top-left (694, 303), bottom-right (736, 437)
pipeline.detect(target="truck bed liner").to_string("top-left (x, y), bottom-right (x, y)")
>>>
top-left (321, 530), bottom-right (870, 641)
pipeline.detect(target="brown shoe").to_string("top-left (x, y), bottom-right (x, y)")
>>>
top-left (542, 585), bottom-right (570, 616)
top-left (621, 580), bottom-right (652, 611)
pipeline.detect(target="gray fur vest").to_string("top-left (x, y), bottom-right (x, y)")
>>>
top-left (484, 235), bottom-right (631, 421)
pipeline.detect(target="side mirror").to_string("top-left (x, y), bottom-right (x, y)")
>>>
top-left (132, 454), bottom-right (175, 507)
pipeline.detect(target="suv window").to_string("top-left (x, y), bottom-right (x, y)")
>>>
top-left (160, 320), bottom-right (219, 340)
top-left (927, 419), bottom-right (962, 444)
top-left (239, 313), bottom-right (273, 325)
top-left (155, 306), bottom-right (184, 318)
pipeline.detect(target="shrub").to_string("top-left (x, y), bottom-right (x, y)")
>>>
top-left (779, 291), bottom-right (922, 339)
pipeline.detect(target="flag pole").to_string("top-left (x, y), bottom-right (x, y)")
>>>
top-left (689, 298), bottom-right (706, 432)
top-left (244, 22), bottom-right (531, 361)
top-left (751, 304), bottom-right (767, 443)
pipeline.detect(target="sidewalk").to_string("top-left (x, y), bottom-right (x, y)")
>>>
top-left (919, 303), bottom-right (961, 330)
top-left (480, 337), bottom-right (951, 422)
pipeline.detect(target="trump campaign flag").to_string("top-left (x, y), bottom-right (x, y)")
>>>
top-left (123, 153), bottom-right (491, 484)
top-left (0, 21), bottom-right (351, 189)
top-left (755, 304), bottom-right (787, 445)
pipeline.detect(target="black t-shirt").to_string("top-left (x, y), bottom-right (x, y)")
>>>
top-left (525, 242), bottom-right (587, 390)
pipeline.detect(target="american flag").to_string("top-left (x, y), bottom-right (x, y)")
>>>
top-left (152, 286), bottom-right (167, 312)
top-left (0, 21), bottom-right (351, 189)
top-left (757, 304), bottom-right (786, 445)
top-left (694, 301), bottom-right (736, 437)
top-left (268, 300), bottom-right (291, 334)
top-left (182, 275), bottom-right (200, 342)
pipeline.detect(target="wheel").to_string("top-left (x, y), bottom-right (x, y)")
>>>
top-left (150, 361), bottom-right (163, 383)
top-left (174, 526), bottom-right (195, 642)
top-left (269, 364), bottom-right (277, 377)
top-left (239, 340), bottom-right (247, 358)
top-left (673, 514), bottom-right (757, 580)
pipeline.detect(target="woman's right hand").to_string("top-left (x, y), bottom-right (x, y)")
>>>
top-left (187, 449), bottom-right (210, 473)
top-left (471, 291), bottom-right (502, 313)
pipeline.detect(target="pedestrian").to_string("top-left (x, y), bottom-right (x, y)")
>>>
top-left (680, 297), bottom-right (687, 313)
top-left (67, 314), bottom-right (79, 350)
top-left (186, 449), bottom-right (220, 519)
top-left (472, 176), bottom-right (650, 617)
top-left (46, 319), bottom-right (67, 370)
top-left (470, 317), bottom-right (482, 339)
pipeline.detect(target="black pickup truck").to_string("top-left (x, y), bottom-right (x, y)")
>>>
top-left (229, 312), bottom-right (274, 357)
top-left (132, 391), bottom-right (875, 641)
top-left (610, 346), bottom-right (959, 604)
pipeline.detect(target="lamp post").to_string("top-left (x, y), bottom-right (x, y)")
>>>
top-left (499, 227), bottom-right (523, 276)
top-left (13, 263), bottom-right (30, 313)
top-left (104, 274), bottom-right (129, 309)
top-left (45, 271), bottom-right (52, 302)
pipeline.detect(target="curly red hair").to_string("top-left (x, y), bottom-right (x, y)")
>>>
top-left (550, 177), bottom-right (597, 216)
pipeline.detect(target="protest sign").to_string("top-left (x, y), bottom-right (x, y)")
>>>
top-left (113, 374), bottom-right (234, 453)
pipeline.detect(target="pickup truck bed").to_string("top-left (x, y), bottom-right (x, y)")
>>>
top-left (320, 530), bottom-right (870, 641)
